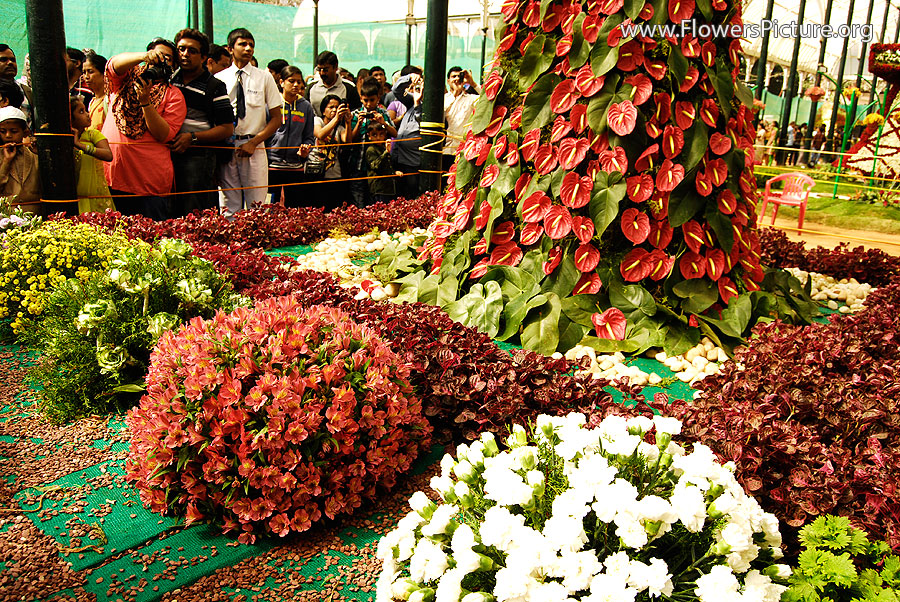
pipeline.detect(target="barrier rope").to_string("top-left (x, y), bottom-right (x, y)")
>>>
top-left (418, 121), bottom-right (448, 175)
top-left (752, 142), bottom-right (894, 161)
top-left (18, 133), bottom-right (423, 151)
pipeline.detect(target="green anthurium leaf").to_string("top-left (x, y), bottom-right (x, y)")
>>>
top-left (548, 168), bottom-right (566, 198)
top-left (483, 188), bottom-right (504, 245)
top-left (626, 320), bottom-right (667, 355)
top-left (437, 274), bottom-right (461, 306)
top-left (668, 185), bottom-right (706, 228)
top-left (542, 247), bottom-right (580, 298)
top-left (455, 156), bottom-right (476, 190)
top-left (480, 265), bottom-right (539, 300)
top-left (557, 315), bottom-right (589, 353)
top-left (522, 72), bottom-right (562, 131)
top-left (440, 229), bottom-right (475, 277)
top-left (589, 170), bottom-right (628, 237)
top-left (699, 294), bottom-right (752, 339)
top-left (520, 35), bottom-right (555, 89)
top-left (521, 292), bottom-right (562, 356)
top-left (609, 283), bottom-right (657, 317)
top-left (586, 74), bottom-right (621, 133)
top-left (683, 120), bottom-right (709, 173)
top-left (735, 79), bottom-right (754, 108)
top-left (445, 281), bottom-right (504, 338)
top-left (540, 0), bottom-right (554, 17)
top-left (496, 289), bottom-right (536, 341)
top-left (493, 162), bottom-right (521, 198)
top-left (663, 321), bottom-right (702, 356)
top-left (705, 58), bottom-right (734, 119)
top-left (624, 0), bottom-right (644, 20)
top-left (561, 294), bottom-right (601, 327)
top-left (649, 0), bottom-right (667, 25)
top-left (394, 271), bottom-right (440, 304)
top-left (705, 204), bottom-right (735, 254)
top-left (672, 278), bottom-right (718, 314)
top-left (578, 335), bottom-right (642, 354)
top-left (470, 94), bottom-right (496, 135)
top-left (568, 15), bottom-right (591, 70)
top-left (695, 0), bottom-right (713, 20)
top-left (519, 246), bottom-right (548, 282)
top-left (727, 146), bottom-right (745, 178)
top-left (590, 15), bottom-right (625, 76)
top-left (667, 43), bottom-right (688, 87)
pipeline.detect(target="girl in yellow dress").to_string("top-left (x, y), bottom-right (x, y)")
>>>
top-left (71, 97), bottom-right (115, 214)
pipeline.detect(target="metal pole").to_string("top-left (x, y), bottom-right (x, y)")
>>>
top-left (406, 0), bottom-right (415, 66)
top-left (802, 0), bottom-right (834, 164)
top-left (895, 7), bottom-right (900, 43)
top-left (190, 0), bottom-right (199, 29)
top-left (754, 0), bottom-right (776, 101)
top-left (870, 0), bottom-right (892, 108)
top-left (420, 0), bottom-right (449, 192)
top-left (313, 0), bottom-right (319, 73)
top-left (479, 0), bottom-right (489, 82)
top-left (776, 0), bottom-right (807, 164)
top-left (200, 0), bottom-right (213, 40)
top-left (827, 0), bottom-right (856, 152)
top-left (25, 0), bottom-right (77, 213)
top-left (855, 0), bottom-right (876, 90)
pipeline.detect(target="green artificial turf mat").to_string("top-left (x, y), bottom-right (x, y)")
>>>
top-left (265, 244), bottom-right (315, 257)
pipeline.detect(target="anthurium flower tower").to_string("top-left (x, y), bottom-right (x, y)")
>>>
top-left (415, 0), bottom-right (768, 355)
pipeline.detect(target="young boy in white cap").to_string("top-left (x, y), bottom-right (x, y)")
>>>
top-left (0, 106), bottom-right (39, 204)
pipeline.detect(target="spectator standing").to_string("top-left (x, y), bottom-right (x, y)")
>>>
top-left (70, 96), bottom-right (114, 214)
top-left (348, 76), bottom-right (396, 206)
top-left (267, 66), bottom-right (315, 207)
top-left (355, 68), bottom-right (370, 94)
top-left (101, 39), bottom-right (186, 220)
top-left (365, 122), bottom-right (398, 204)
top-left (765, 121), bottom-right (778, 166)
top-left (383, 64), bottom-right (421, 108)
top-left (810, 124), bottom-right (825, 166)
top-left (0, 44), bottom-right (33, 129)
top-left (312, 94), bottom-right (351, 210)
top-left (168, 28), bottom-right (235, 217)
top-left (369, 65), bottom-right (390, 101)
top-left (0, 106), bottom-right (39, 205)
top-left (267, 59), bottom-right (289, 90)
top-left (443, 66), bottom-right (479, 174)
top-left (216, 27), bottom-right (282, 218)
top-left (82, 50), bottom-right (108, 130)
top-left (306, 51), bottom-right (360, 117)
top-left (785, 122), bottom-right (796, 166)
top-left (0, 79), bottom-right (24, 109)
top-left (206, 45), bottom-right (231, 75)
top-left (390, 73), bottom-right (423, 200)
top-left (796, 124), bottom-right (808, 165)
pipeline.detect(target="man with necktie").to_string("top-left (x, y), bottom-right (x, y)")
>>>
top-left (216, 28), bottom-right (282, 218)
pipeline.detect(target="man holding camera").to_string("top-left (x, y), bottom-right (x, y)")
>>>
top-left (443, 66), bottom-right (480, 173)
top-left (347, 76), bottom-right (396, 207)
top-left (102, 38), bottom-right (186, 220)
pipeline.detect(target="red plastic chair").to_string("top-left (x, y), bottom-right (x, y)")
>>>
top-left (758, 172), bottom-right (815, 229)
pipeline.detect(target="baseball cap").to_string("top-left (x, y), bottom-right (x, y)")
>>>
top-left (0, 106), bottom-right (28, 125)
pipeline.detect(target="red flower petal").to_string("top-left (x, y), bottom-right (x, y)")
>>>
top-left (520, 222), bottom-right (544, 246)
top-left (519, 33), bottom-right (536, 57)
top-left (515, 173), bottom-right (533, 200)
top-left (653, 92), bottom-right (672, 124)
top-left (560, 172), bottom-right (593, 208)
top-left (649, 190), bottom-right (670, 219)
top-left (728, 39), bottom-right (742, 65)
top-left (616, 40), bottom-right (644, 71)
top-left (635, 145), bottom-right (659, 172)
top-left (574, 272), bottom-right (603, 295)
top-left (698, 75), bottom-right (714, 95)
top-left (627, 173), bottom-right (654, 203)
top-left (607, 100), bottom-right (638, 136)
top-left (621, 208), bottom-right (650, 244)
top-left (575, 242), bottom-right (601, 272)
top-left (480, 164), bottom-right (500, 188)
top-left (485, 106), bottom-right (508, 138)
top-left (648, 219), bottom-right (673, 249)
top-left (510, 105), bottom-right (523, 129)
top-left (680, 66), bottom-right (699, 93)
top-left (707, 158), bottom-right (727, 187)
top-left (681, 34), bottom-right (700, 58)
top-left (533, 143), bottom-right (559, 175)
top-left (575, 63), bottom-right (605, 97)
top-left (505, 141), bottom-right (520, 166)
top-left (570, 104), bottom-right (588, 133)
top-left (474, 199), bottom-right (492, 230)
top-left (620, 248), bottom-right (652, 282)
top-left (452, 203), bottom-right (472, 231)
top-left (544, 205), bottom-right (574, 239)
top-left (500, 0), bottom-right (519, 22)
top-left (492, 134), bottom-right (508, 159)
top-left (656, 159), bottom-right (684, 192)
top-left (599, 0), bottom-right (624, 14)
top-left (674, 101), bottom-right (696, 130)
top-left (558, 138), bottom-right (590, 171)
top-left (662, 125), bottom-right (684, 159)
top-left (717, 189), bottom-right (737, 214)
top-left (556, 34), bottom-right (573, 56)
top-left (490, 241), bottom-right (523, 266)
top-left (497, 25), bottom-right (518, 53)
top-left (645, 118), bottom-right (663, 138)
top-left (469, 257), bottom-right (490, 279)
top-left (484, 71), bottom-right (504, 100)
top-left (607, 24), bottom-right (623, 48)
top-left (491, 220), bottom-right (516, 244)
top-left (682, 220), bottom-right (706, 254)
top-left (646, 249), bottom-right (674, 281)
top-left (522, 190), bottom-right (551, 222)
top-left (718, 276), bottom-right (739, 304)
top-left (624, 74), bottom-right (653, 106)
top-left (638, 2), bottom-right (654, 20)
top-left (592, 307), bottom-right (627, 340)
top-left (645, 59), bottom-right (667, 80)
top-left (695, 171), bottom-right (713, 197)
top-left (551, 116), bottom-right (573, 143)
top-left (679, 251), bottom-right (706, 279)
top-left (701, 41), bottom-right (716, 67)
top-left (543, 246), bottom-right (562, 275)
top-left (572, 215), bottom-right (595, 243)
top-left (582, 14), bottom-right (601, 43)
top-left (520, 129), bottom-right (541, 162)
top-left (474, 236), bottom-right (488, 255)
top-left (668, 0), bottom-right (695, 22)
top-left (709, 132), bottom-right (732, 155)
top-left (522, 0), bottom-right (541, 27)
top-left (599, 147), bottom-right (628, 173)
top-left (706, 249), bottom-right (726, 281)
top-left (550, 79), bottom-right (581, 114)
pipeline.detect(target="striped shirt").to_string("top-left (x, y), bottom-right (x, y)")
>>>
top-left (171, 68), bottom-right (234, 135)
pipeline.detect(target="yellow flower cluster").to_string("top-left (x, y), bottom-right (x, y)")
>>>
top-left (0, 222), bottom-right (140, 333)
top-left (862, 113), bottom-right (885, 126)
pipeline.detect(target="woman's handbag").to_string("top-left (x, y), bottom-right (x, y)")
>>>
top-left (304, 147), bottom-right (327, 176)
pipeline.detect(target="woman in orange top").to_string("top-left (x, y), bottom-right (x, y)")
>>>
top-left (83, 50), bottom-right (108, 130)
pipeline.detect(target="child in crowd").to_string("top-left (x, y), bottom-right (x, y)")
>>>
top-left (348, 76), bottom-right (396, 207)
top-left (0, 106), bottom-right (39, 205)
top-left (364, 123), bottom-right (399, 204)
top-left (70, 96), bottom-right (114, 214)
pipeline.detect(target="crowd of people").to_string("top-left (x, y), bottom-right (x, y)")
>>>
top-left (0, 29), bottom-right (483, 219)
top-left (756, 119), bottom-right (836, 168)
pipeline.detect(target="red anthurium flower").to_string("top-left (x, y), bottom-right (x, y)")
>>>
top-left (561, 6), bottom-right (578, 35)
top-left (662, 125), bottom-right (684, 159)
top-left (728, 39), bottom-right (742, 65)
top-left (620, 248), bottom-right (652, 281)
top-left (572, 215), bottom-right (595, 243)
top-left (646, 249), bottom-right (674, 281)
top-left (586, 158), bottom-right (602, 180)
top-left (713, 0), bottom-right (727, 9)
top-left (461, 189), bottom-right (477, 211)
top-left (492, 135), bottom-right (508, 159)
top-left (534, 143), bottom-right (559, 174)
top-left (624, 74), bottom-right (653, 106)
top-left (698, 75), bottom-right (714, 95)
top-left (544, 205), bottom-right (574, 239)
top-left (550, 79), bottom-right (581, 114)
top-left (500, 0), bottom-right (519, 22)
top-left (441, 189), bottom-right (461, 216)
top-left (505, 142), bottom-right (520, 166)
top-left (558, 138), bottom-right (590, 170)
top-left (739, 170), bottom-right (755, 196)
top-left (520, 222), bottom-right (544, 246)
top-left (700, 98), bottom-right (719, 127)
top-left (607, 100), bottom-right (638, 136)
top-left (469, 258), bottom-right (490, 279)
top-left (589, 130), bottom-right (609, 153)
top-left (627, 173), bottom-right (654, 203)
top-left (474, 236), bottom-right (489, 255)
top-left (679, 67), bottom-right (699, 93)
top-left (707, 158), bottom-right (727, 187)
top-left (483, 71), bottom-right (504, 101)
top-left (653, 92), bottom-right (672, 123)
top-left (709, 132), bottom-right (732, 155)
top-left (490, 241), bottom-right (523, 266)
top-left (674, 101), bottom-right (696, 130)
top-left (519, 32), bottom-right (537, 56)
top-left (452, 203), bottom-right (472, 231)
top-left (718, 276), bottom-right (739, 303)
top-left (515, 172), bottom-right (533, 200)
top-left (649, 190), bottom-right (669, 219)
top-left (574, 272), bottom-right (603, 295)
top-left (561, 172), bottom-right (593, 208)
top-left (648, 219), bottom-right (673, 248)
top-left (575, 64), bottom-right (605, 97)
top-left (679, 251), bottom-right (706, 279)
top-left (571, 103), bottom-right (588, 133)
top-left (480, 164), bottom-right (500, 188)
top-left (543, 6), bottom-right (563, 32)
top-left (681, 34), bottom-right (701, 58)
top-left (617, 40), bottom-right (644, 71)
top-left (522, 190), bottom-right (551, 222)
top-left (551, 116), bottom-right (573, 143)
top-left (668, 0), bottom-right (695, 22)
top-left (706, 249), bottom-right (726, 281)
top-left (645, 118), bottom-right (663, 138)
top-left (635, 144), bottom-right (660, 171)
top-left (497, 25), bottom-right (518, 53)
top-left (583, 13), bottom-right (601, 43)
top-left (543, 246), bottom-right (563, 274)
top-left (717, 189), bottom-right (737, 214)
top-left (599, 0), bottom-right (625, 15)
top-left (607, 24), bottom-right (624, 48)
top-left (645, 59), bottom-right (667, 80)
top-left (621, 208), bottom-right (651, 244)
top-left (639, 2), bottom-right (654, 19)
top-left (599, 147), bottom-right (628, 173)
top-left (592, 307), bottom-right (627, 340)
top-left (695, 171), bottom-right (713, 197)
top-left (520, 129), bottom-right (541, 162)
top-left (461, 135), bottom-right (478, 161)
top-left (509, 105), bottom-right (523, 129)
top-left (522, 0), bottom-right (541, 26)
top-left (485, 106), bottom-right (508, 137)
top-left (656, 159), bottom-right (685, 192)
top-left (682, 220), bottom-right (706, 253)
top-left (701, 41), bottom-right (717, 67)
top-left (475, 199), bottom-right (493, 229)
top-left (491, 221), bottom-right (516, 244)
top-left (575, 242), bottom-right (601, 272)
top-left (556, 34), bottom-right (573, 56)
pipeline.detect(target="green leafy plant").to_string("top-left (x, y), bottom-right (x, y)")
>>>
top-left (0, 196), bottom-right (42, 233)
top-left (784, 515), bottom-right (900, 602)
top-left (23, 238), bottom-right (247, 422)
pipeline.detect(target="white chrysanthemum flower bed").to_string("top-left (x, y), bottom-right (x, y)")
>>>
top-left (784, 267), bottom-right (873, 314)
top-left (376, 413), bottom-right (789, 602)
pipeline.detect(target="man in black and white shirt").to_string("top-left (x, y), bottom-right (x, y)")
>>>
top-left (169, 28), bottom-right (234, 216)
top-left (306, 51), bottom-right (360, 118)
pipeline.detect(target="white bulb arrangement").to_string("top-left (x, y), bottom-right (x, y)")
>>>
top-left (784, 268), bottom-right (872, 314)
top-left (376, 412), bottom-right (789, 602)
